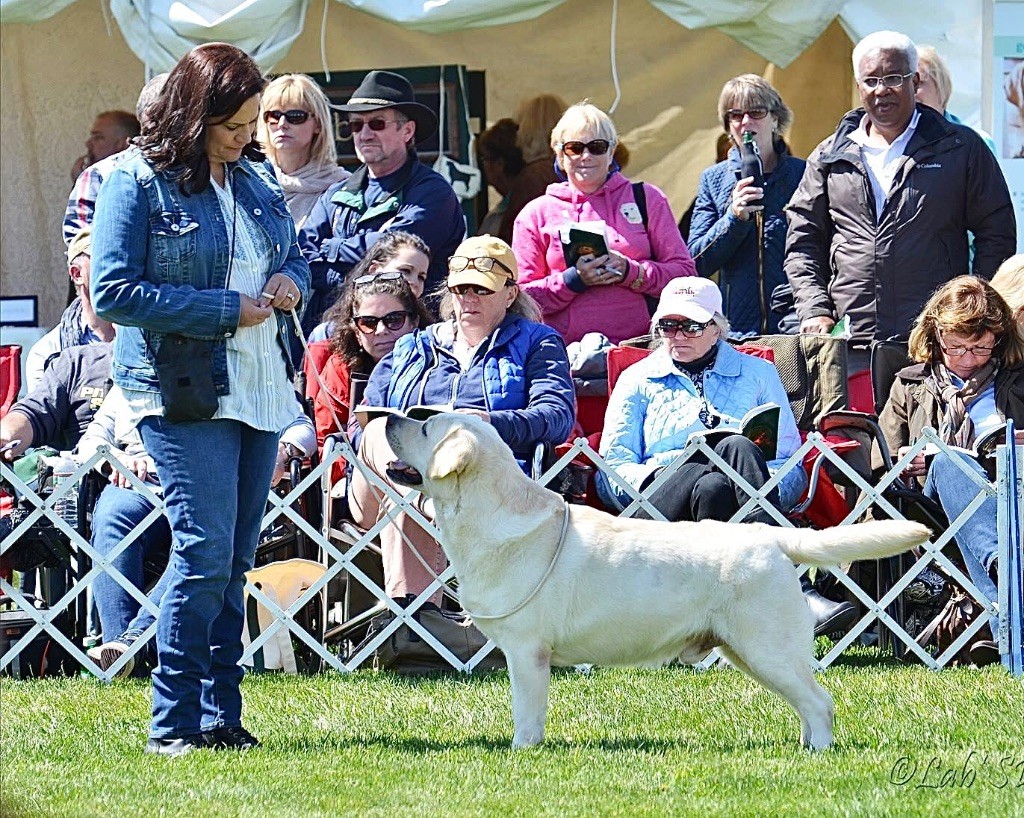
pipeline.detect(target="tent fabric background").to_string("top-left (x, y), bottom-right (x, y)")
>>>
top-left (0, 0), bottom-right (990, 327)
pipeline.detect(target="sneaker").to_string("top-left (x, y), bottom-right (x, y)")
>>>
top-left (145, 734), bottom-right (209, 757)
top-left (203, 725), bottom-right (261, 751)
top-left (86, 640), bottom-right (135, 679)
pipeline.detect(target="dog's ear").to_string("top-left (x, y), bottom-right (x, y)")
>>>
top-left (427, 427), bottom-right (476, 480)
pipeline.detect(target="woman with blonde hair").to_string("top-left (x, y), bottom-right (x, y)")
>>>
top-left (880, 275), bottom-right (1024, 665)
top-left (258, 73), bottom-right (349, 228)
top-left (513, 101), bottom-right (695, 344)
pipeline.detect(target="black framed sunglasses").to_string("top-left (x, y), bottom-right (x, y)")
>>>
top-left (348, 117), bottom-right (401, 134)
top-left (449, 284), bottom-right (499, 297)
top-left (353, 271), bottom-right (404, 286)
top-left (353, 310), bottom-right (412, 333)
top-left (558, 139), bottom-right (612, 157)
top-left (448, 256), bottom-right (516, 278)
top-left (726, 107), bottom-right (769, 122)
top-left (657, 318), bottom-right (713, 337)
top-left (262, 109), bottom-right (311, 125)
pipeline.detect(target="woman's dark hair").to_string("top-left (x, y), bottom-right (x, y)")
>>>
top-left (139, 42), bottom-right (266, 193)
top-left (348, 231), bottom-right (431, 282)
top-left (477, 118), bottom-right (525, 177)
top-left (324, 277), bottom-right (431, 373)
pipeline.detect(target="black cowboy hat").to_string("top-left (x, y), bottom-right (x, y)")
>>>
top-left (332, 70), bottom-right (438, 144)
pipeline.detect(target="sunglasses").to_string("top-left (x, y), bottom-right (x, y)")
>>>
top-left (262, 109), bottom-right (311, 125)
top-left (448, 256), bottom-right (515, 278)
top-left (348, 117), bottom-right (402, 134)
top-left (353, 271), bottom-right (404, 286)
top-left (657, 318), bottom-right (713, 338)
top-left (449, 284), bottom-right (500, 296)
top-left (726, 107), bottom-right (769, 123)
top-left (859, 72), bottom-right (914, 90)
top-left (558, 139), bottom-right (612, 157)
top-left (353, 310), bottom-right (412, 333)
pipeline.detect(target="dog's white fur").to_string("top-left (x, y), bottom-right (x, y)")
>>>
top-left (384, 414), bottom-right (931, 750)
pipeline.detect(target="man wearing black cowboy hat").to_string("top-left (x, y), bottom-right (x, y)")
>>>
top-left (298, 70), bottom-right (465, 333)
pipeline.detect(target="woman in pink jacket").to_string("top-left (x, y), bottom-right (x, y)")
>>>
top-left (512, 102), bottom-right (695, 344)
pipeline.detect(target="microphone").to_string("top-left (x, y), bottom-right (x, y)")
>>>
top-left (739, 131), bottom-right (764, 207)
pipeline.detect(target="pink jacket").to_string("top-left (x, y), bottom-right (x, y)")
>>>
top-left (512, 172), bottom-right (695, 344)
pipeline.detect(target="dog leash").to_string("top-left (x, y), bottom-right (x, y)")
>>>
top-left (461, 501), bottom-right (571, 622)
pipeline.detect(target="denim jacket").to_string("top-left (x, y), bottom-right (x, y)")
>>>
top-left (91, 153), bottom-right (311, 395)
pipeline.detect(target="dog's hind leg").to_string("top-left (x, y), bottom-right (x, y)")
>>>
top-left (718, 632), bottom-right (835, 751)
top-left (506, 646), bottom-right (552, 748)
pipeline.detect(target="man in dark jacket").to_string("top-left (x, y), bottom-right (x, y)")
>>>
top-left (784, 30), bottom-right (1015, 364)
top-left (298, 71), bottom-right (465, 334)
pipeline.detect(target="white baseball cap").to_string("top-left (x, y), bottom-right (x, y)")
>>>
top-left (652, 277), bottom-right (723, 323)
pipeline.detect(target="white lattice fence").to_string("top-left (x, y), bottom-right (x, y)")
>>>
top-left (2, 428), bottom-right (1021, 679)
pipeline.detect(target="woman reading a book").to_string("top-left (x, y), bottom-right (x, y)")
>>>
top-left (597, 276), bottom-right (805, 521)
top-left (512, 102), bottom-right (695, 345)
top-left (596, 279), bottom-right (855, 634)
top-left (348, 234), bottom-right (576, 607)
top-left (879, 276), bottom-right (1024, 665)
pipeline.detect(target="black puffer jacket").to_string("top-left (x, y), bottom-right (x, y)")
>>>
top-left (784, 104), bottom-right (1015, 345)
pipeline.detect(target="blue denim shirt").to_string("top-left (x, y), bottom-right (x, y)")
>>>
top-left (91, 153), bottom-right (311, 395)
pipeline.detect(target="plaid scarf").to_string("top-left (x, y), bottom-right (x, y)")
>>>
top-left (933, 359), bottom-right (999, 448)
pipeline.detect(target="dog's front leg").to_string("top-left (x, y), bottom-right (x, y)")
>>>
top-left (507, 646), bottom-right (552, 748)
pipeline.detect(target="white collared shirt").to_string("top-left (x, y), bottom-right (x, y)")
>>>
top-left (848, 109), bottom-right (920, 223)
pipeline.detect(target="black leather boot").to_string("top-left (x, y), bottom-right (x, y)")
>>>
top-left (801, 576), bottom-right (859, 637)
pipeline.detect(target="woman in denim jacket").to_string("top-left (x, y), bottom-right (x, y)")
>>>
top-left (91, 43), bottom-right (310, 757)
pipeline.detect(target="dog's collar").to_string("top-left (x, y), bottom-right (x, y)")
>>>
top-left (462, 501), bottom-right (571, 622)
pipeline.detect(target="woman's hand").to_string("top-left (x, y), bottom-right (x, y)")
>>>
top-left (731, 175), bottom-right (765, 221)
top-left (259, 273), bottom-right (302, 311)
top-left (238, 294), bottom-right (274, 328)
top-left (898, 445), bottom-right (928, 480)
top-left (576, 254), bottom-right (623, 287)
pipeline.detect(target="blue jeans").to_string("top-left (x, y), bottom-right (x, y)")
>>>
top-left (923, 451), bottom-right (998, 636)
top-left (139, 417), bottom-right (279, 739)
top-left (90, 486), bottom-right (171, 644)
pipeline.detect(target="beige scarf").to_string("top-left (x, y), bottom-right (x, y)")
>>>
top-left (275, 161), bottom-right (350, 229)
top-left (933, 359), bottom-right (999, 448)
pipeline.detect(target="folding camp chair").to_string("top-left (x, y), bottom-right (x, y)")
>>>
top-left (1, 344), bottom-right (21, 416)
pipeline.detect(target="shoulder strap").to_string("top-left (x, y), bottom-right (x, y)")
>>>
top-left (631, 181), bottom-right (648, 229)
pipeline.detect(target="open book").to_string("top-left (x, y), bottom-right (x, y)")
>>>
top-left (560, 220), bottom-right (609, 268)
top-left (687, 403), bottom-right (781, 460)
top-left (922, 424), bottom-right (1008, 479)
top-left (353, 403), bottom-right (452, 429)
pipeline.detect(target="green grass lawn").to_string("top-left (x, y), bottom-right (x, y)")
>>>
top-left (2, 652), bottom-right (1022, 818)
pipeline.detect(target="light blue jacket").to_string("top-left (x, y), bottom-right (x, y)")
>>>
top-left (91, 153), bottom-right (310, 395)
top-left (599, 340), bottom-right (806, 509)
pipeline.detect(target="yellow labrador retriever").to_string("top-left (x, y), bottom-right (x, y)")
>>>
top-left (383, 414), bottom-right (930, 750)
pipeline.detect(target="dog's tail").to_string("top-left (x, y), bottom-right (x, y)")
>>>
top-left (775, 520), bottom-right (931, 566)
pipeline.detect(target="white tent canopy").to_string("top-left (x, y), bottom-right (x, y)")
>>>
top-left (0, 0), bottom-right (990, 123)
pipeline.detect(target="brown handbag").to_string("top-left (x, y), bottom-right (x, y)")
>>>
top-left (913, 585), bottom-right (987, 667)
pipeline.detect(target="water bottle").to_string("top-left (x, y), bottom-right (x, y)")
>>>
top-left (740, 131), bottom-right (764, 206)
top-left (50, 454), bottom-right (79, 529)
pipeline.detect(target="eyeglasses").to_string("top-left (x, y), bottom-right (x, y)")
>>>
top-left (262, 109), bottom-right (311, 125)
top-left (353, 310), bottom-right (412, 333)
top-left (353, 271), bottom-right (404, 286)
top-left (859, 72), bottom-right (914, 90)
top-left (939, 341), bottom-right (996, 358)
top-left (448, 256), bottom-right (516, 278)
top-left (557, 139), bottom-right (612, 157)
top-left (657, 318), bottom-right (713, 338)
top-left (725, 107), bottom-right (769, 122)
top-left (348, 117), bottom-right (403, 134)
top-left (450, 284), bottom-right (508, 296)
